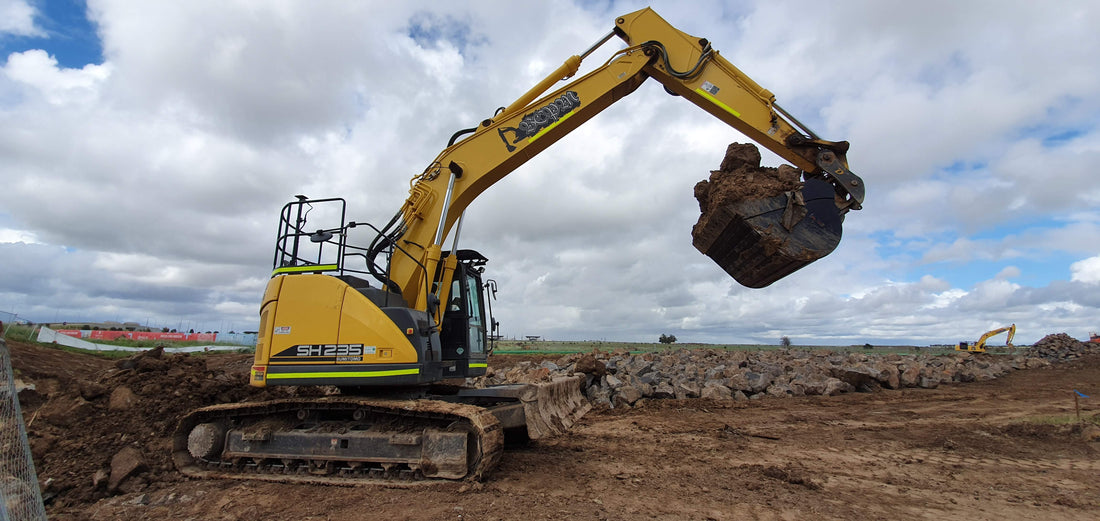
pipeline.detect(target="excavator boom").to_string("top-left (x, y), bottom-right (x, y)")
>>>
top-left (381, 7), bottom-right (864, 311)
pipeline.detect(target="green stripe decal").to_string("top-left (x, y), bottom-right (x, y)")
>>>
top-left (528, 109), bottom-right (576, 143)
top-left (272, 264), bottom-right (339, 276)
top-left (469, 363), bottom-right (487, 368)
top-left (266, 368), bottom-right (419, 380)
top-left (695, 87), bottom-right (741, 118)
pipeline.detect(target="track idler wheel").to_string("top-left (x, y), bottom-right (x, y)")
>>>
top-left (186, 422), bottom-right (227, 460)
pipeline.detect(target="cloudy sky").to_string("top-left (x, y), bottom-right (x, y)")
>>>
top-left (1, 0), bottom-right (1098, 346)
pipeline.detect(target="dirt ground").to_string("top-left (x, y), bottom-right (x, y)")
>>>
top-left (8, 340), bottom-right (1100, 521)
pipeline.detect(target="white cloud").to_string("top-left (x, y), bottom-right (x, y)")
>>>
top-left (91, 252), bottom-right (184, 285)
top-left (991, 135), bottom-right (1100, 213)
top-left (1071, 255), bottom-right (1100, 284)
top-left (0, 228), bottom-right (39, 244)
top-left (213, 300), bottom-right (254, 316)
top-left (0, 0), bottom-right (1097, 344)
top-left (995, 266), bottom-right (1021, 280)
top-left (926, 288), bottom-right (966, 310)
top-left (0, 0), bottom-right (42, 37)
top-left (965, 278), bottom-right (1021, 309)
top-left (3, 50), bottom-right (111, 105)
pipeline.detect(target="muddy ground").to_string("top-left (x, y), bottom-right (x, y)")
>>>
top-left (8, 340), bottom-right (1100, 520)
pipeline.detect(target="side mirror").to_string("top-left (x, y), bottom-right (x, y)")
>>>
top-left (427, 293), bottom-right (440, 317)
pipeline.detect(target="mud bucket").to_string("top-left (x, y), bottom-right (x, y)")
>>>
top-left (693, 177), bottom-right (843, 288)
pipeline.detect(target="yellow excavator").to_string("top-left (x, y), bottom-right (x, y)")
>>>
top-left (174, 8), bottom-right (865, 483)
top-left (956, 325), bottom-right (1017, 353)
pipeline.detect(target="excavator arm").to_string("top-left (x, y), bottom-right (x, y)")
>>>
top-left (977, 324), bottom-right (1016, 350)
top-left (373, 7), bottom-right (865, 321)
top-left (616, 10), bottom-right (863, 206)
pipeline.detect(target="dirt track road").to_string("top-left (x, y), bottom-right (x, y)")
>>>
top-left (10, 341), bottom-right (1099, 520)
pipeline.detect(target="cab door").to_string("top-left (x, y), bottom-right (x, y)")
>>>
top-left (440, 264), bottom-right (488, 375)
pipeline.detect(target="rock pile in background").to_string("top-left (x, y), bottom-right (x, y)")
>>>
top-left (474, 334), bottom-right (1100, 410)
top-left (1029, 333), bottom-right (1097, 361)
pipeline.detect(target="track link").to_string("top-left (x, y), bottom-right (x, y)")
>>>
top-left (173, 397), bottom-right (503, 485)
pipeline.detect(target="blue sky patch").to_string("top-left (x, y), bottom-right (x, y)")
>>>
top-left (406, 12), bottom-right (485, 57)
top-left (1, 0), bottom-right (102, 68)
top-left (1042, 127), bottom-right (1088, 147)
top-left (922, 255), bottom-right (1072, 290)
top-left (937, 159), bottom-right (986, 176)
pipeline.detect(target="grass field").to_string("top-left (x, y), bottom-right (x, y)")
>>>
top-left (489, 339), bottom-right (958, 356)
top-left (3, 323), bottom-right (1024, 359)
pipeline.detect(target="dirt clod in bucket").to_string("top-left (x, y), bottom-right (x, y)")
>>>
top-left (692, 143), bottom-right (841, 288)
top-left (692, 143), bottom-right (802, 234)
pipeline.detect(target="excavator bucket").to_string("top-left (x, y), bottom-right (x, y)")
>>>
top-left (693, 177), bottom-right (843, 288)
top-left (521, 376), bottom-right (592, 439)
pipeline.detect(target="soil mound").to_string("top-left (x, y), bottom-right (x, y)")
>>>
top-left (11, 343), bottom-right (289, 507)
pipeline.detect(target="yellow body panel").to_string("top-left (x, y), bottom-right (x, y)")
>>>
top-left (270, 274), bottom-right (343, 346)
top-left (336, 285), bottom-right (418, 364)
top-left (251, 275), bottom-right (419, 387)
top-left (254, 275), bottom-right (284, 361)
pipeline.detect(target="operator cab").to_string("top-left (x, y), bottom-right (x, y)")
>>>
top-left (440, 249), bottom-right (490, 377)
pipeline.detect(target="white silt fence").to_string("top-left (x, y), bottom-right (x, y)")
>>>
top-left (36, 326), bottom-right (247, 353)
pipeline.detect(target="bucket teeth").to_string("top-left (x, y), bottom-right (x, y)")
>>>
top-left (521, 376), bottom-right (592, 440)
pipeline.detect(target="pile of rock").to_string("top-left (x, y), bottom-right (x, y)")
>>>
top-left (473, 336), bottom-right (1096, 409)
top-left (1029, 333), bottom-right (1100, 361)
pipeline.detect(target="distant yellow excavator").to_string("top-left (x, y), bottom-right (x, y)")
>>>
top-left (956, 325), bottom-right (1016, 353)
